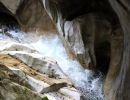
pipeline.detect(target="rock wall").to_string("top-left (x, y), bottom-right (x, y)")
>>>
top-left (0, 0), bottom-right (130, 100)
top-left (0, 0), bottom-right (56, 32)
top-left (16, 0), bottom-right (56, 32)
top-left (106, 0), bottom-right (130, 100)
top-left (0, 40), bottom-right (81, 100)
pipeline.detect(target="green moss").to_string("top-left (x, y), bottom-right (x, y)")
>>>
top-left (42, 96), bottom-right (48, 100)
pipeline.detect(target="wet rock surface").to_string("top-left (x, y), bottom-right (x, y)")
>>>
top-left (0, 39), bottom-right (82, 100)
top-left (0, 0), bottom-right (129, 100)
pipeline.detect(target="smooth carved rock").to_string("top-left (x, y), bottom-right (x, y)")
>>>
top-left (63, 13), bottom-right (112, 70)
top-left (64, 20), bottom-right (89, 68)
top-left (16, 0), bottom-right (56, 32)
top-left (0, 0), bottom-right (22, 14)
top-left (104, 27), bottom-right (123, 100)
top-left (0, 0), bottom-right (127, 99)
top-left (0, 0), bottom-right (56, 32)
top-left (106, 0), bottom-right (130, 100)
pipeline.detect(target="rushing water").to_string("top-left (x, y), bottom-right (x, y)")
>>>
top-left (0, 29), bottom-right (104, 100)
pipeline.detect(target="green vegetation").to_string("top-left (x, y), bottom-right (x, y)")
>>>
top-left (42, 96), bottom-right (49, 100)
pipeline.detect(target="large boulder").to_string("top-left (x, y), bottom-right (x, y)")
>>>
top-left (0, 64), bottom-right (48, 100)
top-left (0, 40), bottom-right (82, 100)
top-left (63, 13), bottom-right (112, 71)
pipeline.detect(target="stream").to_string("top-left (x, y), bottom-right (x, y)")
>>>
top-left (0, 28), bottom-right (104, 100)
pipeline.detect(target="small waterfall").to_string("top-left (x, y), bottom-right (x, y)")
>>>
top-left (31, 34), bottom-right (104, 100)
top-left (0, 29), bottom-right (104, 100)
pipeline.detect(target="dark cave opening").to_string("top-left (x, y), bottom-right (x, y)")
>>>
top-left (95, 41), bottom-right (111, 75)
top-left (0, 12), bottom-right (20, 31)
top-left (57, 0), bottom-right (117, 21)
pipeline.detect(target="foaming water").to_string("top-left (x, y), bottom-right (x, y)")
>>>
top-left (0, 29), bottom-right (41, 43)
top-left (0, 30), bottom-right (25, 42)
top-left (0, 33), bottom-right (9, 40)
top-left (0, 30), bottom-right (104, 99)
top-left (31, 34), bottom-right (104, 100)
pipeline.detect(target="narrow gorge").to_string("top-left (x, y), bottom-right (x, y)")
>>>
top-left (0, 0), bottom-right (129, 100)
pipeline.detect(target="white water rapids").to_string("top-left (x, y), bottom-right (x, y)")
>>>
top-left (0, 30), bottom-right (104, 100)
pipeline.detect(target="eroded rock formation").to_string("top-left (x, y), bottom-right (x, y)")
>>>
top-left (106, 0), bottom-right (130, 100)
top-left (0, 0), bottom-right (130, 100)
top-left (0, 0), bottom-right (56, 32)
top-left (0, 40), bottom-right (81, 100)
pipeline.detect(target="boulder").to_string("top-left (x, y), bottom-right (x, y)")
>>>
top-left (0, 64), bottom-right (48, 100)
top-left (0, 40), bottom-right (82, 100)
